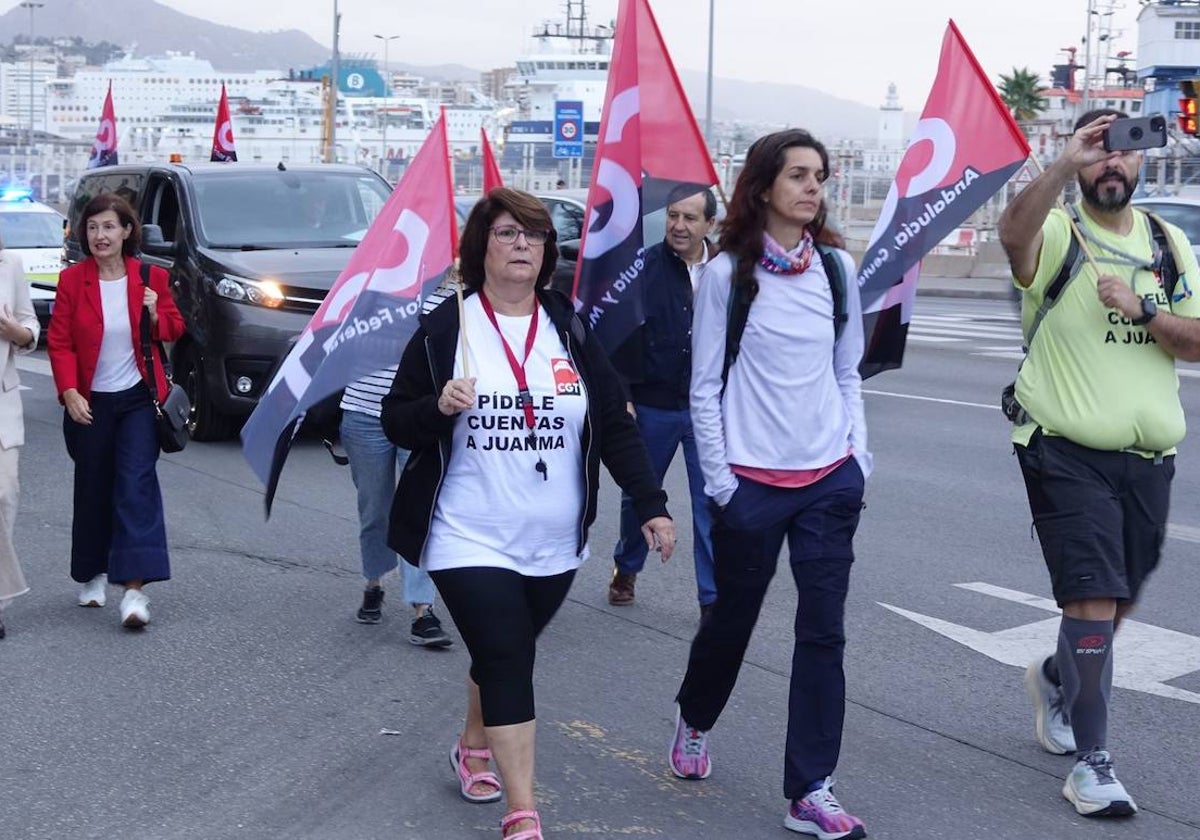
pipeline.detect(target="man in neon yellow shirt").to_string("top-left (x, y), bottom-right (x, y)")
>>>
top-left (999, 108), bottom-right (1200, 819)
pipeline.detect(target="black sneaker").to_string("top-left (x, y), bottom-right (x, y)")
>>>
top-left (356, 586), bottom-right (384, 624)
top-left (410, 607), bottom-right (453, 648)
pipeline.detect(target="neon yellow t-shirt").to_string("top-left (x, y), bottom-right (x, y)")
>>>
top-left (1012, 204), bottom-right (1200, 454)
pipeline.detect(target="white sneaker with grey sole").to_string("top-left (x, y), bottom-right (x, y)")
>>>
top-left (120, 589), bottom-right (150, 629)
top-left (78, 574), bottom-right (108, 608)
top-left (1063, 750), bottom-right (1137, 817)
top-left (1024, 658), bottom-right (1076, 755)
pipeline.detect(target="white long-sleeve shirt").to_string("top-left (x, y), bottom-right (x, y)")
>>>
top-left (690, 249), bottom-right (872, 507)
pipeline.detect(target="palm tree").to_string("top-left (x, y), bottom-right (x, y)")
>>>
top-left (999, 68), bottom-right (1048, 122)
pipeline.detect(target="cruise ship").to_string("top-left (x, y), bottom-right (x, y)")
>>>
top-left (43, 52), bottom-right (492, 165)
top-left (26, 1), bottom-right (620, 192)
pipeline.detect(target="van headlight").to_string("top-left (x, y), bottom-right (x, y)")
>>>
top-left (215, 275), bottom-right (285, 308)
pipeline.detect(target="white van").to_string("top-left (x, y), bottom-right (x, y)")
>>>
top-left (0, 189), bottom-right (66, 329)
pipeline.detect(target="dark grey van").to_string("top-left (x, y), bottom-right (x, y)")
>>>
top-left (64, 163), bottom-right (392, 440)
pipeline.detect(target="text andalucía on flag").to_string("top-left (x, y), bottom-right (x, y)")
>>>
top-left (211, 83), bottom-right (238, 162)
top-left (573, 0), bottom-right (718, 353)
top-left (240, 113), bottom-right (458, 514)
top-left (857, 20), bottom-right (1030, 378)
top-left (481, 127), bottom-right (504, 193)
top-left (87, 83), bottom-right (118, 169)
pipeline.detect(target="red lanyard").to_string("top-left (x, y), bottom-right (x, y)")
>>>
top-left (477, 292), bottom-right (539, 431)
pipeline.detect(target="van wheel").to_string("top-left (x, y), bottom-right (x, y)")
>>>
top-left (178, 342), bottom-right (236, 441)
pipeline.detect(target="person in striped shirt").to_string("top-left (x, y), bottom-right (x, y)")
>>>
top-left (340, 365), bottom-right (452, 647)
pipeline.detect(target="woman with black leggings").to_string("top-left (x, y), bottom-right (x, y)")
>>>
top-left (382, 187), bottom-right (674, 840)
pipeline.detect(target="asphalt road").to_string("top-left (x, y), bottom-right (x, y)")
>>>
top-left (3, 298), bottom-right (1199, 839)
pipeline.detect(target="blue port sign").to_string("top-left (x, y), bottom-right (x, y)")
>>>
top-left (553, 100), bottom-right (584, 158)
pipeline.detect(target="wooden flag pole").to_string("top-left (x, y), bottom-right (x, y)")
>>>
top-left (451, 259), bottom-right (472, 380)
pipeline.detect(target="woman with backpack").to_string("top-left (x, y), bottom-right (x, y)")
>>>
top-left (668, 129), bottom-right (872, 840)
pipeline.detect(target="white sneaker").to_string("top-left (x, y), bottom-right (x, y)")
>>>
top-left (120, 588), bottom-right (150, 629)
top-left (78, 574), bottom-right (108, 608)
top-left (1063, 750), bottom-right (1138, 817)
top-left (1024, 658), bottom-right (1076, 755)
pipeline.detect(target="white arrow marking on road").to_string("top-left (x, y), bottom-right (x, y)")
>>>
top-left (879, 582), bottom-right (1200, 705)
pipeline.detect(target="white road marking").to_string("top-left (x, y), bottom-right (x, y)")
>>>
top-left (1168, 523), bottom-right (1200, 544)
top-left (880, 582), bottom-right (1200, 705)
top-left (863, 390), bottom-right (1196, 546)
top-left (905, 334), bottom-right (968, 344)
top-left (911, 323), bottom-right (1023, 339)
top-left (16, 356), bottom-right (51, 377)
top-left (972, 350), bottom-right (1026, 361)
top-left (863, 389), bottom-right (998, 410)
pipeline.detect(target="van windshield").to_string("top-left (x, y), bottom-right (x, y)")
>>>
top-left (0, 211), bottom-right (63, 248)
top-left (192, 170), bottom-right (392, 249)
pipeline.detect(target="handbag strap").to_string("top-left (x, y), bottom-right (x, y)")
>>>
top-left (137, 262), bottom-right (165, 409)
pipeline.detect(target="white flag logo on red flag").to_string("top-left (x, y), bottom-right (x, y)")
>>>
top-left (87, 83), bottom-right (118, 169)
top-left (858, 20), bottom-right (1031, 378)
top-left (481, 127), bottom-right (504, 193)
top-left (211, 83), bottom-right (238, 163)
top-left (240, 112), bottom-right (459, 512)
top-left (574, 0), bottom-right (719, 352)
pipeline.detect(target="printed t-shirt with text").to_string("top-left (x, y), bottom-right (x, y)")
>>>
top-left (1013, 205), bottom-right (1200, 454)
top-left (422, 294), bottom-right (588, 576)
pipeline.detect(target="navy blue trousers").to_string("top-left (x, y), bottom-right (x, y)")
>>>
top-left (675, 458), bottom-right (864, 799)
top-left (64, 383), bottom-right (170, 586)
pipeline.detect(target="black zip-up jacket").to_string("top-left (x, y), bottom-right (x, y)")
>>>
top-left (381, 287), bottom-right (670, 566)
top-left (609, 240), bottom-right (710, 410)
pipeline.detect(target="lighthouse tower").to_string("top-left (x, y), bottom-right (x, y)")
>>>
top-left (865, 83), bottom-right (906, 172)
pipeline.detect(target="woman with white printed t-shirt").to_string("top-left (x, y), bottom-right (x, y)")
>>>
top-left (381, 188), bottom-right (675, 840)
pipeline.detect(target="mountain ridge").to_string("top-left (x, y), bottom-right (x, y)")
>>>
top-left (0, 0), bottom-right (903, 139)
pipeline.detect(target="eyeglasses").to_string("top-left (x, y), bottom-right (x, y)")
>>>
top-left (490, 225), bottom-right (551, 246)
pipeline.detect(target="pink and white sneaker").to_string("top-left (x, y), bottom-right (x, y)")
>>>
top-left (785, 777), bottom-right (866, 839)
top-left (668, 707), bottom-right (711, 780)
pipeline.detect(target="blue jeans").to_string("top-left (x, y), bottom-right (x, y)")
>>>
top-left (612, 404), bottom-right (715, 606)
top-left (340, 409), bottom-right (436, 606)
top-left (64, 383), bottom-right (170, 586)
top-left (675, 459), bottom-right (865, 799)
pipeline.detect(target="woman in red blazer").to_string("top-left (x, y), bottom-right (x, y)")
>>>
top-left (47, 193), bottom-right (185, 629)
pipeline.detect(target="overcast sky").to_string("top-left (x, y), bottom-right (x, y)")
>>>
top-left (13, 0), bottom-right (1144, 109)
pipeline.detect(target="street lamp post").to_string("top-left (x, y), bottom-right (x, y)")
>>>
top-left (374, 33), bottom-right (399, 174)
top-left (328, 0), bottom-right (340, 163)
top-left (19, 1), bottom-right (44, 149)
top-left (704, 0), bottom-right (714, 149)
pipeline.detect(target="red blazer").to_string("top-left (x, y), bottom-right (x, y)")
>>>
top-left (47, 255), bottom-right (186, 403)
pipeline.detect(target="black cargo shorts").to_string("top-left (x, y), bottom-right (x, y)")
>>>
top-left (1015, 429), bottom-right (1174, 607)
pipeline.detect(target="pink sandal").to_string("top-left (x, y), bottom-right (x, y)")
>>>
top-left (450, 738), bottom-right (503, 803)
top-left (500, 809), bottom-right (543, 840)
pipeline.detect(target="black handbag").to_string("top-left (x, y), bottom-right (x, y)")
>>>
top-left (138, 263), bottom-right (190, 453)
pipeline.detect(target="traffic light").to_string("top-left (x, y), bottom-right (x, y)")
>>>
top-left (1178, 78), bottom-right (1200, 135)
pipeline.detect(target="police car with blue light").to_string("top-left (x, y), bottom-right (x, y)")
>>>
top-left (0, 188), bottom-right (65, 330)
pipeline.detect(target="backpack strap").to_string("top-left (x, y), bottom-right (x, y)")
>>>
top-left (1023, 206), bottom-right (1085, 350)
top-left (720, 275), bottom-right (753, 397)
top-left (720, 246), bottom-right (850, 396)
top-left (1142, 210), bottom-right (1183, 306)
top-left (816, 244), bottom-right (849, 341)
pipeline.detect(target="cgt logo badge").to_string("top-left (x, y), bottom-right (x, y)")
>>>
top-left (551, 358), bottom-right (581, 396)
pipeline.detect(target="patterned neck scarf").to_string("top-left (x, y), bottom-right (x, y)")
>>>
top-left (760, 231), bottom-right (815, 275)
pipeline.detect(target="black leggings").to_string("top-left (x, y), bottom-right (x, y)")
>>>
top-left (430, 567), bottom-right (576, 727)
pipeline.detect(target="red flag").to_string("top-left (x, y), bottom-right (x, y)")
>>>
top-left (480, 127), bottom-right (504, 193)
top-left (87, 82), bottom-right (118, 169)
top-left (241, 113), bottom-right (458, 512)
top-left (574, 0), bottom-right (719, 351)
top-left (211, 83), bottom-right (238, 162)
top-left (858, 20), bottom-right (1030, 377)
